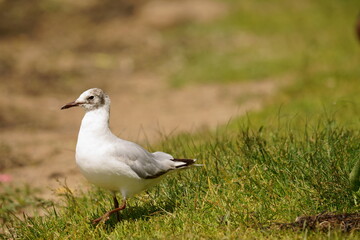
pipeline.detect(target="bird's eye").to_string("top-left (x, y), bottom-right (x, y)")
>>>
top-left (87, 96), bottom-right (94, 100)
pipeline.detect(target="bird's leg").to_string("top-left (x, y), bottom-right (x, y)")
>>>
top-left (92, 199), bottom-right (126, 224)
top-left (113, 194), bottom-right (120, 221)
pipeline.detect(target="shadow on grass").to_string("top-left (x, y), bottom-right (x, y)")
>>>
top-left (89, 199), bottom-right (177, 229)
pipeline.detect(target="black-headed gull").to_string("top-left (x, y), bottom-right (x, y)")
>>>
top-left (61, 88), bottom-right (199, 223)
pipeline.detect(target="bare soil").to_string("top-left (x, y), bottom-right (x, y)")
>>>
top-left (274, 212), bottom-right (360, 232)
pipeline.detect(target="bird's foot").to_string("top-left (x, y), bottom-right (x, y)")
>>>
top-left (92, 200), bottom-right (126, 224)
top-left (92, 212), bottom-right (110, 224)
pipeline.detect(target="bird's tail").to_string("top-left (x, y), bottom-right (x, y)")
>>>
top-left (172, 158), bottom-right (203, 169)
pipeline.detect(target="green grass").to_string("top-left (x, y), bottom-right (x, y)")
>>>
top-left (0, 185), bottom-right (51, 225)
top-left (2, 120), bottom-right (360, 239)
top-left (165, 0), bottom-right (359, 87)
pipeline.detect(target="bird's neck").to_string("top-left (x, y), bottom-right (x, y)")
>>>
top-left (79, 106), bottom-right (111, 137)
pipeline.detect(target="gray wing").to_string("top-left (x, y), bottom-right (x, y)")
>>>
top-left (114, 139), bottom-right (176, 179)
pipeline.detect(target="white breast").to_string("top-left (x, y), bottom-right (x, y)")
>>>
top-left (76, 108), bottom-right (148, 197)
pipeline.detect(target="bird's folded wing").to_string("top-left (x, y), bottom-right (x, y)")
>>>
top-left (114, 141), bottom-right (175, 179)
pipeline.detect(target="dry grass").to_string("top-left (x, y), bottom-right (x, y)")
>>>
top-left (274, 212), bottom-right (360, 232)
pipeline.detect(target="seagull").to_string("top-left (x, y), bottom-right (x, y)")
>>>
top-left (61, 88), bottom-right (200, 223)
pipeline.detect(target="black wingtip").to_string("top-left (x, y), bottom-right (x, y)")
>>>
top-left (172, 158), bottom-right (197, 168)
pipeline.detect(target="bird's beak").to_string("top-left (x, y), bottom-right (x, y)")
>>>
top-left (61, 101), bottom-right (83, 110)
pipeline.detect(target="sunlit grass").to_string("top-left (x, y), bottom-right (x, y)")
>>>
top-left (2, 119), bottom-right (360, 239)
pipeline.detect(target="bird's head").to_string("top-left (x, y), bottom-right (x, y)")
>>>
top-left (61, 88), bottom-right (110, 111)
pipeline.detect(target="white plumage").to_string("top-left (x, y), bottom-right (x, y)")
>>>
top-left (61, 88), bottom-right (199, 223)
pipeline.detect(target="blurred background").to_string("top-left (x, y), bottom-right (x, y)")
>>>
top-left (0, 0), bottom-right (359, 200)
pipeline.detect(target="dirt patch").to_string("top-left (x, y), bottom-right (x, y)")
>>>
top-left (0, 143), bottom-right (31, 170)
top-left (274, 212), bottom-right (360, 232)
top-left (138, 0), bottom-right (227, 28)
